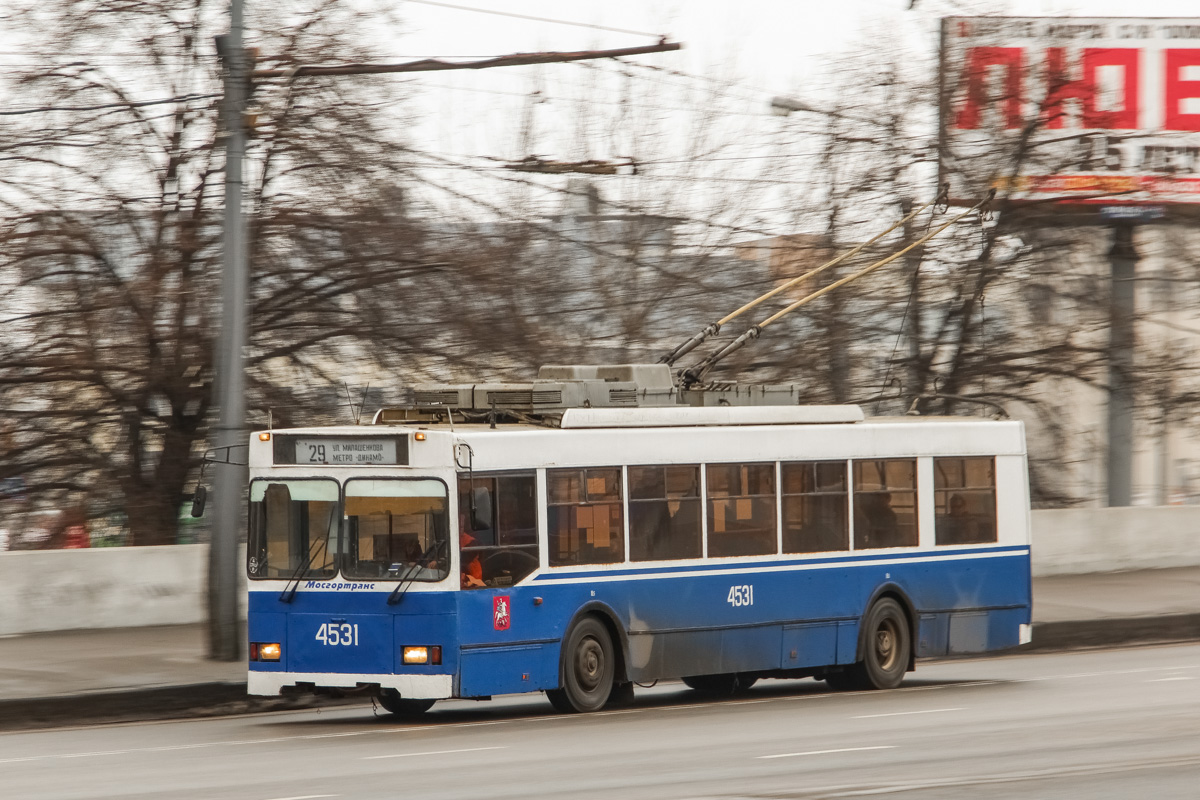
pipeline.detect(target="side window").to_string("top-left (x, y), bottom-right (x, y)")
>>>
top-left (629, 465), bottom-right (702, 562)
top-left (706, 463), bottom-right (776, 558)
top-left (934, 457), bottom-right (997, 545)
top-left (782, 461), bottom-right (848, 553)
top-left (457, 474), bottom-right (539, 587)
top-left (853, 459), bottom-right (917, 549)
top-left (547, 468), bottom-right (625, 566)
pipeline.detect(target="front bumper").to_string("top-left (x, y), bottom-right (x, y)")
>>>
top-left (248, 671), bottom-right (454, 699)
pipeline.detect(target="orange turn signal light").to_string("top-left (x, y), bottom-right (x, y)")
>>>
top-left (402, 645), bottom-right (441, 665)
top-left (414, 432), bottom-right (427, 441)
top-left (258, 432), bottom-right (271, 441)
top-left (258, 642), bottom-right (281, 661)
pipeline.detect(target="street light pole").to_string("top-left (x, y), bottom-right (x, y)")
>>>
top-left (210, 0), bottom-right (248, 661)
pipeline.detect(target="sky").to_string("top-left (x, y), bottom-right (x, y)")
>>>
top-left (382, 0), bottom-right (1200, 161)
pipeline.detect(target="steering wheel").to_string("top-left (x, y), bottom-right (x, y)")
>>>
top-left (481, 549), bottom-right (540, 581)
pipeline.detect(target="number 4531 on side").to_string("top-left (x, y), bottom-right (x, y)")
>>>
top-left (727, 584), bottom-right (754, 607)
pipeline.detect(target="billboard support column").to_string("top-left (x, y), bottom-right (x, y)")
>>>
top-left (902, 199), bottom-right (923, 399)
top-left (1107, 224), bottom-right (1137, 507)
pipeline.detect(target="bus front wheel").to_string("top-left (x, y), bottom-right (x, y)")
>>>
top-left (828, 598), bottom-right (910, 691)
top-left (547, 616), bottom-right (614, 713)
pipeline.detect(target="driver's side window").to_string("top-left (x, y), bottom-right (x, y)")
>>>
top-left (457, 473), bottom-right (539, 588)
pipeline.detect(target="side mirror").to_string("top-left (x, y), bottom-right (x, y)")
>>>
top-left (190, 485), bottom-right (207, 518)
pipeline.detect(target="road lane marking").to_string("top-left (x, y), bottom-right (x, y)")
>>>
top-left (5, 661), bottom-right (1197, 766)
top-left (852, 707), bottom-right (963, 719)
top-left (1146, 676), bottom-right (1194, 682)
top-left (363, 746), bottom-right (506, 760)
top-left (759, 746), bottom-right (896, 760)
top-left (1015, 664), bottom-right (1199, 683)
top-left (262, 795), bottom-right (337, 800)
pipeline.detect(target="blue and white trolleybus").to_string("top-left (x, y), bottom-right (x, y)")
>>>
top-left (243, 364), bottom-right (1032, 715)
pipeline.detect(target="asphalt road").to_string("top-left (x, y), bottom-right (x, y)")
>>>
top-left (3, 644), bottom-right (1199, 800)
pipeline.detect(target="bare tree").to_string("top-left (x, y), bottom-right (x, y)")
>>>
top-left (0, 0), bottom-right (432, 544)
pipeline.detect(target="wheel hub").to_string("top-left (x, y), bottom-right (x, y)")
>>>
top-left (875, 621), bottom-right (898, 669)
top-left (576, 638), bottom-right (603, 690)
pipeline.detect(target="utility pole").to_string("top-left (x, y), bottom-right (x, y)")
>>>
top-left (1107, 224), bottom-right (1137, 507)
top-left (205, 19), bottom-right (681, 660)
top-left (210, 0), bottom-right (248, 661)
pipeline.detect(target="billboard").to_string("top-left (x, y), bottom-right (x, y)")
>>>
top-left (939, 17), bottom-right (1200, 209)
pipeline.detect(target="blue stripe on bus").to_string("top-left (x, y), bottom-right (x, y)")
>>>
top-left (533, 544), bottom-right (1030, 580)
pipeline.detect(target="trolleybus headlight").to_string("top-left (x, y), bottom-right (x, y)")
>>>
top-left (402, 645), bottom-right (441, 665)
top-left (258, 643), bottom-right (282, 661)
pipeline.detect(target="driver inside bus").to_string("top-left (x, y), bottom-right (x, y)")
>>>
top-left (460, 514), bottom-right (486, 589)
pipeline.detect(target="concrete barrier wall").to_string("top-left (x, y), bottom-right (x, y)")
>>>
top-left (0, 545), bottom-right (245, 636)
top-left (1031, 506), bottom-right (1200, 577)
top-left (0, 508), bottom-right (1196, 634)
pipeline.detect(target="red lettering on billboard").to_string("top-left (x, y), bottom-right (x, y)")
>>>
top-left (955, 47), bottom-right (1024, 130)
top-left (958, 46), bottom-right (1140, 130)
top-left (1081, 48), bottom-right (1139, 129)
top-left (1165, 49), bottom-right (1200, 131)
top-left (1043, 47), bottom-right (1089, 129)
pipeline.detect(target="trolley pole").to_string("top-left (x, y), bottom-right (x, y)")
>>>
top-left (1106, 223), bottom-right (1137, 507)
top-left (210, 0), bottom-right (248, 661)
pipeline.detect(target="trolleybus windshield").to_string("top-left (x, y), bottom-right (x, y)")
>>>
top-left (343, 478), bottom-right (450, 582)
top-left (248, 479), bottom-right (339, 580)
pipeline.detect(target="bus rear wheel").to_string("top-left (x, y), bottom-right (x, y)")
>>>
top-left (547, 616), bottom-right (614, 713)
top-left (378, 691), bottom-right (436, 717)
top-left (682, 674), bottom-right (758, 696)
top-left (831, 598), bottom-right (910, 691)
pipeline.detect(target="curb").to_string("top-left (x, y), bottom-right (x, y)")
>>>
top-left (0, 682), bottom-right (368, 733)
top-left (1026, 613), bottom-right (1200, 652)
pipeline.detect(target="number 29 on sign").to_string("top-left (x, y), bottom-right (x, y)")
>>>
top-left (727, 584), bottom-right (754, 607)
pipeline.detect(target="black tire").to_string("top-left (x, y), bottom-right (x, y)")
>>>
top-left (681, 673), bottom-right (758, 696)
top-left (837, 597), bottom-right (911, 690)
top-left (548, 616), bottom-right (615, 713)
top-left (378, 691), bottom-right (435, 717)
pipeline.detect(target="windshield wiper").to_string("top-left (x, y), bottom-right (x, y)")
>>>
top-left (387, 539), bottom-right (447, 606)
top-left (279, 537), bottom-right (330, 604)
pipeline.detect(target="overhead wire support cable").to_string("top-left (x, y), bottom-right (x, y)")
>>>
top-left (249, 41), bottom-right (683, 80)
top-left (678, 189), bottom-right (994, 388)
top-left (658, 184), bottom-right (948, 367)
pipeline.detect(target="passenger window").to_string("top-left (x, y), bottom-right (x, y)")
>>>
top-left (934, 457), bottom-right (997, 545)
top-left (782, 461), bottom-right (848, 553)
top-left (457, 474), bottom-right (539, 587)
top-left (547, 468), bottom-right (625, 566)
top-left (853, 459), bottom-right (917, 549)
top-left (706, 463), bottom-right (776, 558)
top-left (629, 465), bottom-right (702, 562)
